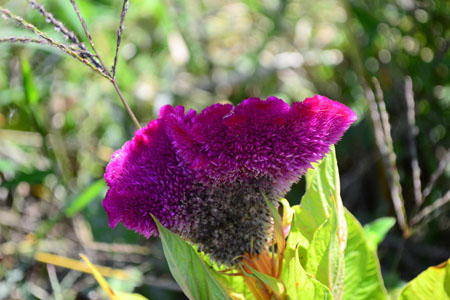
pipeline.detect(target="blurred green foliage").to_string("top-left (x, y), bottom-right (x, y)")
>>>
top-left (0, 0), bottom-right (449, 299)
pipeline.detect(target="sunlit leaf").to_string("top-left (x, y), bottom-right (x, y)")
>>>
top-left (280, 198), bottom-right (294, 237)
top-left (363, 217), bottom-right (396, 251)
top-left (282, 248), bottom-right (333, 300)
top-left (398, 258), bottom-right (450, 300)
top-left (293, 146), bottom-right (345, 261)
top-left (305, 209), bottom-right (345, 300)
top-left (190, 245), bottom-right (257, 300)
top-left (343, 210), bottom-right (388, 300)
top-left (285, 205), bottom-right (310, 263)
top-left (285, 146), bottom-right (347, 300)
top-left (187, 244), bottom-right (255, 299)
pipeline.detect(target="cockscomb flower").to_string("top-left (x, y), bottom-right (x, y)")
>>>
top-left (103, 95), bottom-right (356, 266)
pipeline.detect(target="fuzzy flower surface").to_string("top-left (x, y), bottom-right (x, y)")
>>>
top-left (103, 95), bottom-right (357, 265)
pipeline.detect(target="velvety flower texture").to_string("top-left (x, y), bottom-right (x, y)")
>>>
top-left (103, 95), bottom-right (356, 265)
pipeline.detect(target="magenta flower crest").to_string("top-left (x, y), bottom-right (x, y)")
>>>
top-left (103, 95), bottom-right (357, 265)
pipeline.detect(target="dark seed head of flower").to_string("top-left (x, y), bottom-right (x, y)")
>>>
top-left (181, 179), bottom-right (275, 266)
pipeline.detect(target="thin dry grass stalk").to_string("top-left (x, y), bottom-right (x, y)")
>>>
top-left (28, 0), bottom-right (82, 47)
top-left (411, 190), bottom-right (450, 226)
top-left (0, 7), bottom-right (108, 79)
top-left (422, 150), bottom-right (450, 199)
top-left (112, 0), bottom-right (129, 78)
top-left (68, 0), bottom-right (108, 74)
top-left (0, 37), bottom-right (48, 45)
top-left (364, 79), bottom-right (410, 237)
top-left (404, 76), bottom-right (423, 207)
top-left (27, 0), bottom-right (102, 69)
top-left (0, 2), bottom-right (141, 129)
top-left (68, 0), bottom-right (140, 128)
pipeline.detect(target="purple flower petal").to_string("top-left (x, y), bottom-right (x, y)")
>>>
top-left (103, 95), bottom-right (356, 264)
top-left (103, 116), bottom-right (197, 237)
top-left (166, 95), bottom-right (356, 194)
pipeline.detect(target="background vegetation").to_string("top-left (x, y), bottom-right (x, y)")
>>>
top-left (0, 0), bottom-right (449, 299)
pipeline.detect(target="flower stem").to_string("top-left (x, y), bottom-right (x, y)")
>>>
top-left (68, 0), bottom-right (141, 129)
top-left (110, 79), bottom-right (141, 129)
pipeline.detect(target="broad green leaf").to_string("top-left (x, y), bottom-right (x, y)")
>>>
top-left (343, 210), bottom-right (388, 300)
top-left (20, 55), bottom-right (39, 105)
top-left (306, 206), bottom-right (345, 300)
top-left (363, 217), bottom-right (396, 251)
top-left (285, 205), bottom-right (310, 263)
top-left (153, 217), bottom-right (232, 300)
top-left (189, 245), bottom-right (256, 300)
top-left (282, 248), bottom-right (333, 300)
top-left (285, 147), bottom-right (347, 300)
top-left (280, 198), bottom-right (294, 231)
top-left (293, 146), bottom-right (346, 256)
top-left (398, 258), bottom-right (450, 300)
top-left (65, 179), bottom-right (106, 217)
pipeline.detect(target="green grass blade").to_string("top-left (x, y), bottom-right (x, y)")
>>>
top-left (65, 179), bottom-right (106, 217)
top-left (20, 55), bottom-right (39, 105)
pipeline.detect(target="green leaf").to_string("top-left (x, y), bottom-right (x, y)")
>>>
top-left (343, 210), bottom-right (388, 300)
top-left (282, 249), bottom-right (333, 300)
top-left (363, 217), bottom-right (396, 251)
top-left (285, 205), bottom-right (310, 263)
top-left (285, 146), bottom-right (347, 299)
top-left (294, 146), bottom-right (345, 252)
top-left (305, 207), bottom-right (345, 300)
top-left (65, 179), bottom-right (106, 217)
top-left (398, 258), bottom-right (450, 300)
top-left (217, 273), bottom-right (256, 300)
top-left (20, 55), bottom-right (39, 105)
top-left (153, 217), bottom-right (232, 300)
top-left (243, 265), bottom-right (285, 298)
top-left (191, 245), bottom-right (256, 300)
